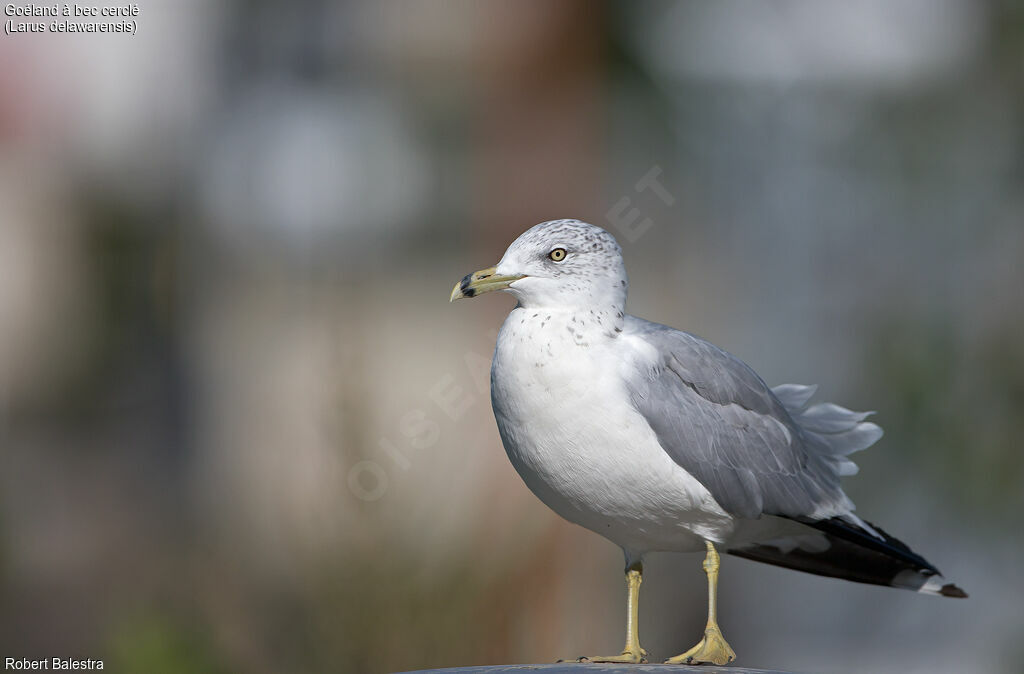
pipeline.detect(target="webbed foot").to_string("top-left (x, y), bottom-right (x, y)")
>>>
top-left (561, 646), bottom-right (647, 664)
top-left (665, 624), bottom-right (735, 666)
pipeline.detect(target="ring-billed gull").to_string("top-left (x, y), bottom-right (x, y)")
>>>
top-left (450, 219), bottom-right (966, 665)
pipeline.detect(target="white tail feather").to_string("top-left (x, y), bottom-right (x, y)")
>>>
top-left (771, 383), bottom-right (818, 410)
top-left (772, 383), bottom-right (883, 486)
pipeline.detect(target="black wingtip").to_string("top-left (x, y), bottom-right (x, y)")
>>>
top-left (797, 516), bottom-right (942, 576)
top-left (735, 515), bottom-right (968, 599)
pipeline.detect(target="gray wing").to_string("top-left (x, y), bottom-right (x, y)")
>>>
top-left (624, 316), bottom-right (879, 521)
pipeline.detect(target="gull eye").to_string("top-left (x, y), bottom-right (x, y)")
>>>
top-left (548, 248), bottom-right (567, 262)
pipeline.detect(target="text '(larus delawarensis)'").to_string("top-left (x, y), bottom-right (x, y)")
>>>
top-left (450, 219), bottom-right (966, 666)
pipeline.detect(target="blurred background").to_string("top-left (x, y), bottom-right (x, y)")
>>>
top-left (1, 1), bottom-right (1022, 672)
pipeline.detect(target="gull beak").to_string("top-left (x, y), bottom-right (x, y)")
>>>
top-left (450, 266), bottom-right (525, 302)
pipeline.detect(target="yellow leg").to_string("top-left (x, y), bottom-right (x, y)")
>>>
top-left (666, 541), bottom-right (736, 666)
top-left (570, 561), bottom-right (647, 664)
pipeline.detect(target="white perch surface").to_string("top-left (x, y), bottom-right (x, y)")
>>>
top-left (399, 665), bottom-right (793, 674)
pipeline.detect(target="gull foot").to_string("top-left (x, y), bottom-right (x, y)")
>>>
top-left (559, 647), bottom-right (647, 664)
top-left (665, 625), bottom-right (735, 666)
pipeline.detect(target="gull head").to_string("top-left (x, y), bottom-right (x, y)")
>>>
top-left (451, 219), bottom-right (628, 311)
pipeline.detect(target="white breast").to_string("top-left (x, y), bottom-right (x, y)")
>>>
top-left (490, 307), bottom-right (733, 554)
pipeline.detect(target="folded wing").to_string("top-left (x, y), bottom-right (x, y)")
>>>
top-left (623, 317), bottom-right (879, 523)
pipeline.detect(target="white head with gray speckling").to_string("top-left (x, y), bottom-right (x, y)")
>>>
top-left (451, 219), bottom-right (628, 312)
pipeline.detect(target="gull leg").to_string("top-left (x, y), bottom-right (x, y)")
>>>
top-left (569, 560), bottom-right (647, 664)
top-left (666, 541), bottom-right (736, 666)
